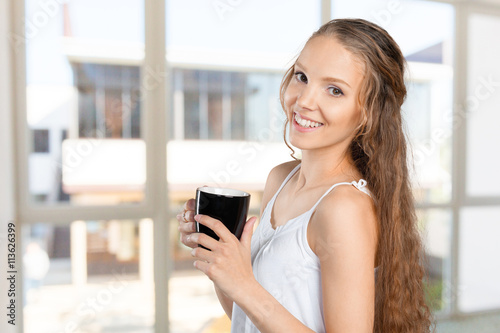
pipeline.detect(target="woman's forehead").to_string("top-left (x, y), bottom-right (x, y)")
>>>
top-left (297, 36), bottom-right (365, 86)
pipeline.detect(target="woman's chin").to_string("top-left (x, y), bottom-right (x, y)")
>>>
top-left (289, 138), bottom-right (315, 151)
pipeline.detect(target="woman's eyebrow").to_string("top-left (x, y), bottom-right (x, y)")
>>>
top-left (295, 61), bottom-right (351, 88)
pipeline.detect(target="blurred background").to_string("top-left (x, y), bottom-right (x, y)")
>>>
top-left (0, 0), bottom-right (499, 332)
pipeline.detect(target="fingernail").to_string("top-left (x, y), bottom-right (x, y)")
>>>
top-left (194, 214), bottom-right (200, 221)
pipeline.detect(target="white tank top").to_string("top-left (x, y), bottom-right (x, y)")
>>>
top-left (231, 163), bottom-right (371, 332)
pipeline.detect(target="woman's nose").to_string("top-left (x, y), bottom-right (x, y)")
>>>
top-left (296, 85), bottom-right (316, 111)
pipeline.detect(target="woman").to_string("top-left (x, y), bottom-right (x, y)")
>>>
top-left (178, 18), bottom-right (433, 332)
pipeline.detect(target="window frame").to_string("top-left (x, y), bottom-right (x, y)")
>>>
top-left (452, 1), bottom-right (500, 318)
top-left (12, 0), bottom-right (169, 331)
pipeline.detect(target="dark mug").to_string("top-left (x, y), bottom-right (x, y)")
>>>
top-left (195, 187), bottom-right (251, 243)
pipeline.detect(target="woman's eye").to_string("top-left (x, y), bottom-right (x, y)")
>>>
top-left (294, 72), bottom-right (307, 83)
top-left (328, 86), bottom-right (343, 97)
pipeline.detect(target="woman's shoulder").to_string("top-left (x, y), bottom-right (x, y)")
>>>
top-left (309, 183), bottom-right (378, 261)
top-left (315, 183), bottom-right (376, 229)
top-left (259, 160), bottom-right (301, 216)
top-left (319, 182), bottom-right (374, 213)
top-left (268, 160), bottom-right (301, 182)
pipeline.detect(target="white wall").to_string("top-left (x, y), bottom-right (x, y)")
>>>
top-left (0, 0), bottom-right (18, 332)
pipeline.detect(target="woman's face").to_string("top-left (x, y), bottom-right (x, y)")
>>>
top-left (284, 36), bottom-right (365, 152)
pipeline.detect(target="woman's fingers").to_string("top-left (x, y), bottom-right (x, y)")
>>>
top-left (180, 234), bottom-right (198, 249)
top-left (193, 259), bottom-right (210, 275)
top-left (190, 232), bottom-right (220, 250)
top-left (191, 246), bottom-right (214, 262)
top-left (184, 198), bottom-right (196, 212)
top-left (177, 210), bottom-right (195, 223)
top-left (194, 214), bottom-right (233, 242)
top-left (177, 198), bottom-right (198, 248)
top-left (177, 209), bottom-right (195, 223)
top-left (178, 221), bottom-right (196, 234)
top-left (239, 216), bottom-right (257, 249)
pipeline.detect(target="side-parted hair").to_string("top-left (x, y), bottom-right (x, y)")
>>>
top-left (280, 18), bottom-right (433, 333)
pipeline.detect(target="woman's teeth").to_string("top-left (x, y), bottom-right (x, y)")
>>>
top-left (294, 113), bottom-right (323, 128)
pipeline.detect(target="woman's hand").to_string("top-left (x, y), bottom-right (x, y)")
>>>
top-left (177, 198), bottom-right (198, 249)
top-left (190, 214), bottom-right (258, 301)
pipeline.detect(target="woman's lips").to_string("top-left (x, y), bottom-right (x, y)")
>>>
top-left (292, 113), bottom-right (324, 132)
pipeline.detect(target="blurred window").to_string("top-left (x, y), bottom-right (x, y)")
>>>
top-left (33, 129), bottom-right (50, 153)
top-left (73, 63), bottom-right (141, 139)
top-left (172, 68), bottom-right (283, 141)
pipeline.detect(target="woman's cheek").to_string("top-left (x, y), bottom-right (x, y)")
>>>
top-left (283, 84), bottom-right (298, 110)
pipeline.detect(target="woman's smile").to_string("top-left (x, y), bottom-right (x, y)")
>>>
top-left (292, 111), bottom-right (324, 132)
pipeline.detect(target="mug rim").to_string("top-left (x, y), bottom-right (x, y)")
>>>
top-left (197, 186), bottom-right (250, 197)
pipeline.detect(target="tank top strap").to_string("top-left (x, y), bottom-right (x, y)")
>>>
top-left (310, 178), bottom-right (370, 212)
top-left (273, 162), bottom-right (301, 198)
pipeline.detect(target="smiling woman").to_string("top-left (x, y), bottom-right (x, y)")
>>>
top-left (277, 19), bottom-right (433, 332)
top-left (284, 36), bottom-right (365, 150)
top-left (178, 18), bottom-right (433, 333)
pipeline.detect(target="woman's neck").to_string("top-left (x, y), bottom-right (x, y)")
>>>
top-left (293, 146), bottom-right (359, 192)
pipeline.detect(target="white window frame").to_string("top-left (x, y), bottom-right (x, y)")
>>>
top-left (452, 1), bottom-right (500, 319)
top-left (10, 0), bottom-right (169, 332)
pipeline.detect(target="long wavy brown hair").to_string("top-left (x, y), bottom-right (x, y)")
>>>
top-left (279, 18), bottom-right (434, 332)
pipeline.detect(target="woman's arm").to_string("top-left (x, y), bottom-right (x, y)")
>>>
top-left (231, 279), bottom-right (316, 332)
top-left (190, 214), bottom-right (316, 333)
top-left (309, 185), bottom-right (378, 332)
top-left (214, 285), bottom-right (234, 318)
top-left (214, 161), bottom-right (301, 318)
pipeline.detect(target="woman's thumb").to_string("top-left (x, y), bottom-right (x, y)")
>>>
top-left (240, 216), bottom-right (257, 248)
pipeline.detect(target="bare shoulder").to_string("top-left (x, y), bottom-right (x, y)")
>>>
top-left (259, 160), bottom-right (301, 216)
top-left (309, 184), bottom-right (378, 264)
